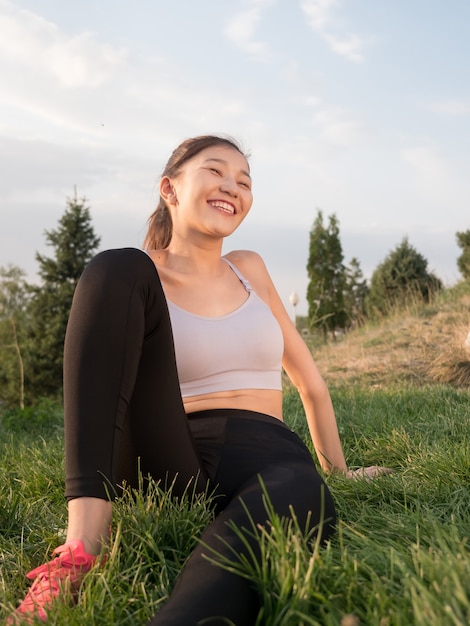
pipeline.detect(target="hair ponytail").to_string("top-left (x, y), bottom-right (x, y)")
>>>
top-left (143, 201), bottom-right (173, 250)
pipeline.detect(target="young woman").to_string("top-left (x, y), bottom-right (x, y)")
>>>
top-left (10, 135), bottom-right (387, 625)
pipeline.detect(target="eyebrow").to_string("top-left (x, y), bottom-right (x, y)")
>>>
top-left (202, 157), bottom-right (251, 180)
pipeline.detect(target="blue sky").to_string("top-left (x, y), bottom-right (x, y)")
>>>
top-left (1, 0), bottom-right (469, 315)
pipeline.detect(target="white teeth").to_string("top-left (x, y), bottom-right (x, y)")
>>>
top-left (210, 201), bottom-right (234, 214)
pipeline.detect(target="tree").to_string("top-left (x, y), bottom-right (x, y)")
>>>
top-left (456, 229), bottom-right (470, 280)
top-left (344, 257), bottom-right (369, 329)
top-left (306, 210), bottom-right (347, 339)
top-left (366, 237), bottom-right (443, 316)
top-left (0, 265), bottom-right (31, 408)
top-left (27, 193), bottom-right (101, 398)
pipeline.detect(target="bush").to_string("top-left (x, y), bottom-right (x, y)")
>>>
top-left (366, 238), bottom-right (442, 317)
top-left (0, 398), bottom-right (63, 441)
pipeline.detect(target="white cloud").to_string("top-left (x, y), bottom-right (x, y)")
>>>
top-left (313, 107), bottom-right (365, 147)
top-left (323, 32), bottom-right (365, 63)
top-left (401, 144), bottom-right (466, 213)
top-left (300, 0), bottom-right (337, 30)
top-left (296, 95), bottom-right (322, 107)
top-left (0, 1), bottom-right (127, 88)
top-left (428, 99), bottom-right (470, 117)
top-left (224, 0), bottom-right (275, 61)
top-left (0, 0), bottom-right (467, 303)
top-left (0, 4), bottom-right (250, 148)
top-left (300, 0), bottom-right (366, 62)
top-left (402, 144), bottom-right (451, 183)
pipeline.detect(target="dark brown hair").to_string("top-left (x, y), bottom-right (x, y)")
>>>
top-left (143, 135), bottom-right (248, 250)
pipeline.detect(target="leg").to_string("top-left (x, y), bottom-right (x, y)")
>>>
top-left (148, 413), bottom-right (336, 625)
top-left (9, 249), bottom-right (207, 624)
top-left (64, 248), bottom-right (207, 501)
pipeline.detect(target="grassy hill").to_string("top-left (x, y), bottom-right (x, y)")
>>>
top-left (1, 282), bottom-right (469, 625)
top-left (309, 280), bottom-right (470, 390)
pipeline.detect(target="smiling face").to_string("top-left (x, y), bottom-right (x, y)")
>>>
top-left (162, 144), bottom-right (253, 242)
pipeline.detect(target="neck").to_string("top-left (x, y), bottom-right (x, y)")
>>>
top-left (165, 236), bottom-right (225, 275)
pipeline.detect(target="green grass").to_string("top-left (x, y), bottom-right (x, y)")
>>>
top-left (1, 386), bottom-right (469, 625)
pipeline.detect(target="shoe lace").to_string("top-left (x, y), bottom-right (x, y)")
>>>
top-left (24, 545), bottom-right (94, 606)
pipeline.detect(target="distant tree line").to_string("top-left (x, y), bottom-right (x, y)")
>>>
top-left (0, 193), bottom-right (100, 408)
top-left (1, 197), bottom-right (469, 408)
top-left (306, 209), bottom-right (470, 340)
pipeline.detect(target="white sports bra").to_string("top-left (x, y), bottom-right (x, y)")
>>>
top-left (166, 259), bottom-right (284, 398)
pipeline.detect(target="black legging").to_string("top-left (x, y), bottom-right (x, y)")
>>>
top-left (63, 248), bottom-right (336, 625)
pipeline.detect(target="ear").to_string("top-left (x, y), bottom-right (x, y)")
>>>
top-left (160, 176), bottom-right (177, 205)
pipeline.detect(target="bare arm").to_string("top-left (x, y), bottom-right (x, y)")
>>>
top-left (282, 323), bottom-right (347, 473)
top-left (274, 285), bottom-right (347, 473)
top-left (226, 250), bottom-right (347, 474)
top-left (226, 250), bottom-right (392, 479)
top-left (271, 280), bottom-right (391, 478)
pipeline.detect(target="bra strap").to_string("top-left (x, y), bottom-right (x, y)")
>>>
top-left (222, 258), bottom-right (252, 293)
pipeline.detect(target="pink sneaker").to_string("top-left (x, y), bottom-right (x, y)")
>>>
top-left (8, 540), bottom-right (99, 624)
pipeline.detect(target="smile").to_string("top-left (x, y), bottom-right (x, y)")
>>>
top-left (209, 200), bottom-right (236, 215)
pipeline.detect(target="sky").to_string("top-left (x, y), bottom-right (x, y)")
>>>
top-left (1, 0), bottom-right (469, 316)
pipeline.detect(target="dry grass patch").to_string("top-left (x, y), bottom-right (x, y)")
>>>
top-left (427, 310), bottom-right (470, 387)
top-left (307, 285), bottom-right (470, 389)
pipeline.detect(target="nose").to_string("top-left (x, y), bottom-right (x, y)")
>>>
top-left (219, 177), bottom-right (238, 197)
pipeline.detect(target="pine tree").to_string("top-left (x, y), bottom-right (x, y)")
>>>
top-left (366, 237), bottom-right (442, 316)
top-left (27, 193), bottom-right (101, 398)
top-left (344, 257), bottom-right (368, 329)
top-left (456, 229), bottom-right (470, 280)
top-left (306, 210), bottom-right (346, 339)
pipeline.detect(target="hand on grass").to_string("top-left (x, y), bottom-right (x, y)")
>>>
top-left (346, 465), bottom-right (393, 481)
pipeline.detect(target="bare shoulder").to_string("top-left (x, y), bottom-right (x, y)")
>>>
top-left (224, 249), bottom-right (268, 274)
top-left (224, 250), bottom-right (273, 301)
